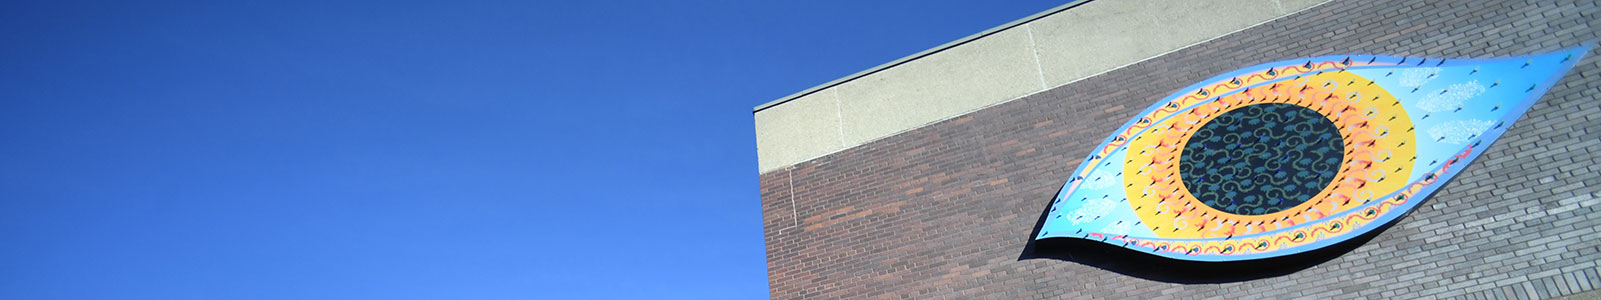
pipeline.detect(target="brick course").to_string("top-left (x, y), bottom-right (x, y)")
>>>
top-left (760, 0), bottom-right (1601, 299)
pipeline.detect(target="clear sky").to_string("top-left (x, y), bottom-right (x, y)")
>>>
top-left (0, 1), bottom-right (1064, 299)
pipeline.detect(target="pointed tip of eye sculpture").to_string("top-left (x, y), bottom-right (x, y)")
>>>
top-left (1035, 46), bottom-right (1591, 262)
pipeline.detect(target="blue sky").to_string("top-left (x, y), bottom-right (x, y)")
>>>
top-left (0, 1), bottom-right (1064, 298)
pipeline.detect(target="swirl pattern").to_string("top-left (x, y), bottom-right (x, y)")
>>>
top-left (1179, 103), bottom-right (1344, 215)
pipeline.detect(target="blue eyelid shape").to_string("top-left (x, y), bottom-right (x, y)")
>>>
top-left (1035, 46), bottom-right (1591, 261)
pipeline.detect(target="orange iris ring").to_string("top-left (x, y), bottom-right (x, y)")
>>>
top-left (1074, 60), bottom-right (1381, 181)
top-left (1119, 71), bottom-right (1415, 255)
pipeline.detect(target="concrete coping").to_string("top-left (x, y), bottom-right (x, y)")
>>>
top-left (753, 0), bottom-right (1333, 173)
top-left (751, 0), bottom-right (1091, 113)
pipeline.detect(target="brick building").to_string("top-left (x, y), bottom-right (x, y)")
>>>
top-left (753, 0), bottom-right (1601, 299)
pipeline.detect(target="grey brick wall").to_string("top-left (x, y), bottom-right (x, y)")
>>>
top-left (760, 0), bottom-right (1601, 299)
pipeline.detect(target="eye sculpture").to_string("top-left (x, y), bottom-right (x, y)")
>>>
top-left (1035, 47), bottom-right (1589, 261)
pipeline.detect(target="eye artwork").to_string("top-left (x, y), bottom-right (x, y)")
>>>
top-left (1035, 47), bottom-right (1589, 261)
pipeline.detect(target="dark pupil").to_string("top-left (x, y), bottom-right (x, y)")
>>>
top-left (1179, 103), bottom-right (1344, 215)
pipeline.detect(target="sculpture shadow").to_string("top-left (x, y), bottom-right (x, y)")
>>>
top-left (1017, 186), bottom-right (1414, 284)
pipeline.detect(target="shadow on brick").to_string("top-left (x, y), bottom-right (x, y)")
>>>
top-left (1018, 196), bottom-right (1407, 284)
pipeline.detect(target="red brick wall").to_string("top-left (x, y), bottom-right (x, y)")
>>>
top-left (760, 0), bottom-right (1601, 299)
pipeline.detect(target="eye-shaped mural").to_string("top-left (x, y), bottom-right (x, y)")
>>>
top-left (1035, 47), bottom-right (1590, 261)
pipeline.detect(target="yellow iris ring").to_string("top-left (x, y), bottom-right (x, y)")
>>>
top-left (1121, 71), bottom-right (1415, 252)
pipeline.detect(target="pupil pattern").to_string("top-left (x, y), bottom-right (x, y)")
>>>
top-left (1179, 103), bottom-right (1344, 215)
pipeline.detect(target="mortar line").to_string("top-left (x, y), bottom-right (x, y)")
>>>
top-left (788, 168), bottom-right (799, 228)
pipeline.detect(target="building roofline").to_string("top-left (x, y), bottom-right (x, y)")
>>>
top-left (751, 0), bottom-right (1091, 113)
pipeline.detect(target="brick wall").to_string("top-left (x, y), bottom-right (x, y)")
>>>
top-left (759, 0), bottom-right (1601, 299)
